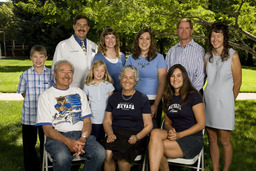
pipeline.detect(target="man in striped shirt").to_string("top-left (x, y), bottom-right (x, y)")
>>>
top-left (165, 18), bottom-right (205, 92)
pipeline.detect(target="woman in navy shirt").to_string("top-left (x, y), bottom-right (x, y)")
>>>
top-left (103, 65), bottom-right (153, 171)
top-left (148, 64), bottom-right (205, 171)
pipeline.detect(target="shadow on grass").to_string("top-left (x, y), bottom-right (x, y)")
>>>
top-left (0, 65), bottom-right (52, 72)
top-left (0, 100), bottom-right (255, 171)
top-left (0, 57), bottom-right (29, 60)
top-left (242, 65), bottom-right (256, 71)
top-left (0, 122), bottom-right (24, 171)
top-left (232, 100), bottom-right (256, 170)
top-left (204, 100), bottom-right (256, 171)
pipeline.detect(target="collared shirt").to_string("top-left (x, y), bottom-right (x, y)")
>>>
top-left (17, 66), bottom-right (54, 125)
top-left (74, 34), bottom-right (87, 49)
top-left (165, 39), bottom-right (205, 91)
top-left (83, 81), bottom-right (114, 124)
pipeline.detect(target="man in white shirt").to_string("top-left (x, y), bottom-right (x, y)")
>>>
top-left (37, 60), bottom-right (105, 171)
top-left (52, 15), bottom-right (98, 89)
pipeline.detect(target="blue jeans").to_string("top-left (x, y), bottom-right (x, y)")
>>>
top-left (45, 131), bottom-right (105, 171)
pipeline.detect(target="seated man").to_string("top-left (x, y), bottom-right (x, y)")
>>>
top-left (36, 60), bottom-right (105, 171)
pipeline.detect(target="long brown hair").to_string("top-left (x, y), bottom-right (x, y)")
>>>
top-left (163, 64), bottom-right (198, 112)
top-left (85, 60), bottom-right (113, 85)
top-left (207, 22), bottom-right (230, 63)
top-left (132, 29), bottom-right (157, 61)
top-left (98, 28), bottom-right (120, 58)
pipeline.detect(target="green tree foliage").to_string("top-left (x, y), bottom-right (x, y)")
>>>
top-left (12, 0), bottom-right (256, 64)
top-left (12, 0), bottom-right (100, 57)
top-left (89, 0), bottom-right (256, 61)
top-left (0, 2), bottom-right (18, 40)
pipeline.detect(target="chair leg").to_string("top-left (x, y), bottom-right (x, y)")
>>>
top-left (142, 153), bottom-right (147, 171)
top-left (202, 149), bottom-right (204, 171)
top-left (45, 154), bottom-right (48, 171)
top-left (42, 150), bottom-right (47, 171)
top-left (42, 148), bottom-right (48, 171)
top-left (197, 154), bottom-right (201, 171)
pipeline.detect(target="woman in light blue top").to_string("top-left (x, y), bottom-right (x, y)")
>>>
top-left (126, 29), bottom-right (167, 128)
top-left (204, 23), bottom-right (242, 171)
top-left (92, 28), bottom-right (126, 91)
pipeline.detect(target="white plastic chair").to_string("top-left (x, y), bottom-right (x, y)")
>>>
top-left (161, 119), bottom-right (204, 171)
top-left (42, 136), bottom-right (86, 171)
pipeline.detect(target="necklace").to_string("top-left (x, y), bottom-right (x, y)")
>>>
top-left (122, 90), bottom-right (135, 101)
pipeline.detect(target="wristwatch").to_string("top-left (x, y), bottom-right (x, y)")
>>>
top-left (136, 134), bottom-right (140, 142)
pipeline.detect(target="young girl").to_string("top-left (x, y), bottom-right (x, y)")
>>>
top-left (83, 60), bottom-right (115, 142)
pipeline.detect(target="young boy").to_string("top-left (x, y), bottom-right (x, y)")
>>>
top-left (17, 45), bottom-right (54, 171)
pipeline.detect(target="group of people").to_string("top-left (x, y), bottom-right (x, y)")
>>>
top-left (17, 15), bottom-right (242, 171)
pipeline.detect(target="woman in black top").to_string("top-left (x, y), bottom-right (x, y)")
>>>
top-left (103, 65), bottom-right (153, 171)
top-left (148, 64), bottom-right (205, 171)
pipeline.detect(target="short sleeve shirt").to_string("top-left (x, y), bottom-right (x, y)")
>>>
top-left (125, 53), bottom-right (167, 96)
top-left (106, 90), bottom-right (151, 132)
top-left (17, 66), bottom-right (54, 125)
top-left (83, 81), bottom-right (114, 124)
top-left (36, 86), bottom-right (92, 132)
top-left (166, 92), bottom-right (203, 136)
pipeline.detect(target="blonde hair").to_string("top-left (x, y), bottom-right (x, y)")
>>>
top-left (177, 18), bottom-right (193, 29)
top-left (98, 28), bottom-right (120, 58)
top-left (85, 60), bottom-right (113, 85)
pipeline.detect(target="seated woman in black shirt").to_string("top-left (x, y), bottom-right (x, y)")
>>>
top-left (148, 64), bottom-right (205, 171)
top-left (103, 65), bottom-right (153, 171)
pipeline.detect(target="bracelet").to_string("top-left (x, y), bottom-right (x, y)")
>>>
top-left (135, 134), bottom-right (140, 142)
top-left (81, 135), bottom-right (87, 140)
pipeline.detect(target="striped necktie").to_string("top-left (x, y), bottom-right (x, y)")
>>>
top-left (81, 40), bottom-right (87, 55)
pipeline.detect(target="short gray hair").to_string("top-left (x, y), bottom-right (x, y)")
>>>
top-left (119, 65), bottom-right (139, 82)
top-left (54, 60), bottom-right (74, 73)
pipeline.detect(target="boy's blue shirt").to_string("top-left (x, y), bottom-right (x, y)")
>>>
top-left (17, 65), bottom-right (54, 125)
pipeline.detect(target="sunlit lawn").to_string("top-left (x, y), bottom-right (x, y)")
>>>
top-left (0, 57), bottom-right (256, 93)
top-left (0, 57), bottom-right (52, 93)
top-left (240, 66), bottom-right (256, 92)
top-left (0, 100), bottom-right (255, 171)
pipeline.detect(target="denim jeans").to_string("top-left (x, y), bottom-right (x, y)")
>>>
top-left (45, 131), bottom-right (105, 171)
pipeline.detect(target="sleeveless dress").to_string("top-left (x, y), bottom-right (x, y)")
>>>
top-left (204, 48), bottom-right (236, 130)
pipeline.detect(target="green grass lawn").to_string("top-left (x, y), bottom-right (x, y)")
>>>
top-left (0, 57), bottom-right (52, 93)
top-left (0, 57), bottom-right (255, 93)
top-left (240, 66), bottom-right (256, 92)
top-left (0, 100), bottom-right (255, 171)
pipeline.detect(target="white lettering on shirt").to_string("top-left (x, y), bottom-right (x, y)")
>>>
top-left (167, 103), bottom-right (181, 113)
top-left (117, 103), bottom-right (135, 110)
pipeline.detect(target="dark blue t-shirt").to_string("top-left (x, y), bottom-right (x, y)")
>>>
top-left (106, 90), bottom-right (151, 132)
top-left (166, 92), bottom-right (203, 136)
